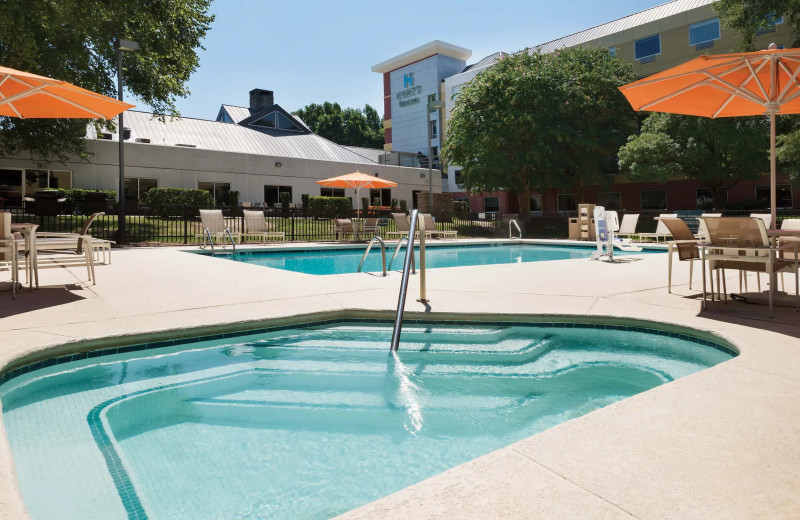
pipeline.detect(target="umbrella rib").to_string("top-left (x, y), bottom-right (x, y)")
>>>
top-left (0, 74), bottom-right (9, 91)
top-left (743, 59), bottom-right (769, 101)
top-left (624, 57), bottom-right (747, 88)
top-left (8, 102), bottom-right (22, 118)
top-left (0, 85), bottom-right (46, 106)
top-left (40, 91), bottom-right (105, 118)
top-left (776, 60), bottom-right (800, 103)
top-left (704, 71), bottom-right (767, 105)
top-left (712, 94), bottom-right (736, 118)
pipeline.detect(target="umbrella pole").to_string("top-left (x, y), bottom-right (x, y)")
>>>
top-left (771, 113), bottom-right (777, 230)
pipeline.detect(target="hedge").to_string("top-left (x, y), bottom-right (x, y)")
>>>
top-left (309, 196), bottom-right (352, 219)
top-left (144, 188), bottom-right (213, 218)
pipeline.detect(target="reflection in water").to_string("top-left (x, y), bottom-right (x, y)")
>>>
top-left (387, 351), bottom-right (424, 435)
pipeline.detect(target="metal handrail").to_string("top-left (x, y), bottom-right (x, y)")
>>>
top-left (357, 236), bottom-right (387, 276)
top-left (388, 236), bottom-right (415, 273)
top-left (390, 210), bottom-right (420, 352)
top-left (509, 219), bottom-right (521, 240)
top-left (203, 227), bottom-right (215, 255)
top-left (224, 228), bottom-right (237, 254)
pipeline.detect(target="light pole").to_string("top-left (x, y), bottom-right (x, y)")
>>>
top-left (116, 38), bottom-right (138, 244)
top-left (426, 98), bottom-right (446, 211)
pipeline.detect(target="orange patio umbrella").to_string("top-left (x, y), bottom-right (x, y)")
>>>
top-left (619, 44), bottom-right (800, 229)
top-left (0, 65), bottom-right (134, 119)
top-left (316, 171), bottom-right (398, 217)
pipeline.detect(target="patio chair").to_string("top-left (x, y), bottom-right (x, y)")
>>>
top-left (36, 212), bottom-right (113, 264)
top-left (332, 219), bottom-right (356, 242)
top-left (198, 209), bottom-right (241, 247)
top-left (387, 213), bottom-right (410, 240)
top-left (0, 213), bottom-right (20, 298)
top-left (363, 218), bottom-right (380, 238)
top-left (637, 213), bottom-right (677, 242)
top-left (661, 218), bottom-right (701, 293)
top-left (700, 216), bottom-right (798, 314)
top-left (34, 233), bottom-right (96, 285)
top-left (750, 213), bottom-right (772, 230)
top-left (615, 213), bottom-right (640, 240)
top-left (779, 218), bottom-right (800, 292)
top-left (422, 213), bottom-right (458, 240)
top-left (242, 210), bottom-right (285, 244)
top-left (695, 213), bottom-right (722, 242)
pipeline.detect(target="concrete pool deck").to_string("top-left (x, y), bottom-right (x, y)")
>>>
top-left (0, 239), bottom-right (798, 519)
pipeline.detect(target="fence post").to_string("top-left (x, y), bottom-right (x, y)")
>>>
top-left (183, 217), bottom-right (188, 245)
top-left (292, 215), bottom-right (295, 241)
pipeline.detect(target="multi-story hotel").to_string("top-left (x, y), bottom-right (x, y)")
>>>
top-left (373, 0), bottom-right (796, 214)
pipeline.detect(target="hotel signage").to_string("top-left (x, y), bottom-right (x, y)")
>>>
top-left (396, 72), bottom-right (422, 107)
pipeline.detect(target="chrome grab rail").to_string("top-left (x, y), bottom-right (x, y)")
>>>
top-left (357, 236), bottom-right (387, 276)
top-left (388, 236), bottom-right (415, 273)
top-left (391, 210), bottom-right (421, 352)
top-left (509, 219), bottom-right (521, 240)
top-left (417, 212), bottom-right (427, 303)
top-left (203, 227), bottom-right (215, 255)
top-left (224, 228), bottom-right (237, 254)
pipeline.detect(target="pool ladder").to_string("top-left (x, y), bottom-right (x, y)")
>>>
top-left (509, 219), bottom-right (521, 240)
top-left (390, 209), bottom-right (426, 351)
top-left (357, 236), bottom-right (387, 276)
top-left (203, 227), bottom-right (237, 256)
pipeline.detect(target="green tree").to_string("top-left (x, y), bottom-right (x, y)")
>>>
top-left (294, 102), bottom-right (384, 148)
top-left (442, 47), bottom-right (636, 216)
top-left (0, 0), bottom-right (214, 162)
top-left (618, 112), bottom-right (769, 209)
top-left (713, 1), bottom-right (798, 50)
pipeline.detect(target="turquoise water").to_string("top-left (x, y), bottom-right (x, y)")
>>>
top-left (0, 322), bottom-right (733, 520)
top-left (196, 243), bottom-right (661, 275)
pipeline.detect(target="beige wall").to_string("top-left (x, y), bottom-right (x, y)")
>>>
top-left (0, 139), bottom-right (440, 208)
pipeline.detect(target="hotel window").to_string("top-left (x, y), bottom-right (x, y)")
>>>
top-left (320, 187), bottom-right (345, 197)
top-left (756, 184), bottom-right (792, 208)
top-left (198, 181), bottom-right (231, 207)
top-left (369, 188), bottom-right (391, 206)
top-left (689, 18), bottom-right (720, 47)
top-left (454, 169), bottom-right (463, 184)
top-left (23, 169), bottom-right (73, 197)
top-left (0, 168), bottom-right (23, 203)
top-left (608, 46), bottom-right (616, 57)
top-left (431, 146), bottom-right (439, 169)
top-left (598, 192), bottom-right (621, 211)
top-left (484, 196), bottom-right (500, 213)
top-left (640, 190), bottom-right (667, 210)
top-left (530, 195), bottom-right (542, 212)
top-left (757, 13), bottom-right (784, 35)
top-left (428, 94), bottom-right (437, 113)
top-left (264, 185), bottom-right (292, 206)
top-left (430, 120), bottom-right (437, 139)
top-left (696, 188), bottom-right (727, 209)
top-left (124, 178), bottom-right (158, 201)
top-left (557, 194), bottom-right (576, 212)
top-left (634, 34), bottom-right (660, 61)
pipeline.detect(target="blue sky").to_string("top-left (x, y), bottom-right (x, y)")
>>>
top-left (152, 0), bottom-right (669, 120)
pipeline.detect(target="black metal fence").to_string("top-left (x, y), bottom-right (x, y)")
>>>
top-left (3, 201), bottom-right (799, 244)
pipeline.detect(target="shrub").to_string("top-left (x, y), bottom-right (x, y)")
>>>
top-left (228, 190), bottom-right (240, 208)
top-left (41, 188), bottom-right (117, 213)
top-left (309, 196), bottom-right (352, 219)
top-left (301, 194), bottom-right (310, 210)
top-left (144, 188), bottom-right (213, 218)
top-left (391, 198), bottom-right (398, 211)
top-left (399, 200), bottom-right (407, 212)
top-left (453, 200), bottom-right (469, 216)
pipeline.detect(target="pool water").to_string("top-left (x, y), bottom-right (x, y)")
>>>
top-left (197, 243), bottom-right (660, 275)
top-left (0, 321), bottom-right (733, 520)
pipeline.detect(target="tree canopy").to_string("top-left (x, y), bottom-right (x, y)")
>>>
top-left (713, 0), bottom-right (800, 50)
top-left (0, 0), bottom-right (214, 162)
top-left (293, 102), bottom-right (384, 148)
top-left (618, 112), bottom-right (769, 209)
top-left (442, 47), bottom-right (636, 215)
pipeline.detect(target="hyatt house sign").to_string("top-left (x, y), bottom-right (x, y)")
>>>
top-left (396, 72), bottom-right (421, 107)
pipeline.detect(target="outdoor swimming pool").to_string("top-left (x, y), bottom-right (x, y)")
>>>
top-left (194, 242), bottom-right (661, 275)
top-left (0, 320), bottom-right (734, 520)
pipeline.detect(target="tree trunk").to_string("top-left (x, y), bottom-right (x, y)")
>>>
top-left (516, 174), bottom-right (530, 232)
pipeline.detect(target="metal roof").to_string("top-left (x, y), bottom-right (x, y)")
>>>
top-left (533, 0), bottom-right (717, 53)
top-left (94, 111), bottom-right (379, 164)
top-left (341, 145), bottom-right (387, 163)
top-left (219, 104), bottom-right (252, 123)
top-left (461, 52), bottom-right (506, 73)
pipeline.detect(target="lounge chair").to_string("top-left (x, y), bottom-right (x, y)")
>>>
top-left (638, 213), bottom-right (677, 242)
top-left (0, 213), bottom-right (20, 298)
top-left (695, 213), bottom-right (721, 242)
top-left (387, 213), bottom-right (410, 240)
top-left (34, 232), bottom-right (96, 285)
top-left (363, 218), bottom-right (380, 238)
top-left (198, 209), bottom-right (241, 247)
top-left (332, 219), bottom-right (356, 242)
top-left (700, 216), bottom-right (798, 314)
top-left (242, 210), bottom-right (285, 244)
top-left (616, 213), bottom-right (639, 240)
top-left (779, 218), bottom-right (800, 292)
top-left (36, 212), bottom-right (113, 264)
top-left (661, 218), bottom-right (701, 293)
top-left (422, 213), bottom-right (458, 240)
top-left (750, 213), bottom-right (772, 230)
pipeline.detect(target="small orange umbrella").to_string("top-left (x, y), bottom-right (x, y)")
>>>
top-left (619, 44), bottom-right (800, 228)
top-left (0, 65), bottom-right (134, 119)
top-left (316, 171), bottom-right (398, 217)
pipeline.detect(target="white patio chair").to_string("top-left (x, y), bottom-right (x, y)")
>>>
top-left (638, 213), bottom-right (677, 242)
top-left (198, 209), bottom-right (241, 247)
top-left (242, 210), bottom-right (285, 244)
top-left (616, 213), bottom-right (639, 240)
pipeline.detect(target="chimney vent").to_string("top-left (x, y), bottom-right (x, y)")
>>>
top-left (249, 89), bottom-right (274, 112)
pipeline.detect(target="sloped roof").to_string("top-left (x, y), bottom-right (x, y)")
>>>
top-left (342, 145), bottom-right (387, 163)
top-left (534, 0), bottom-right (717, 54)
top-left (461, 52), bottom-right (506, 73)
top-left (93, 111), bottom-right (380, 164)
top-left (218, 104), bottom-right (251, 123)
